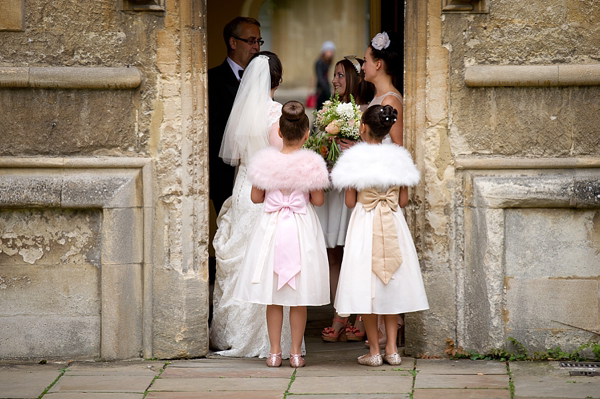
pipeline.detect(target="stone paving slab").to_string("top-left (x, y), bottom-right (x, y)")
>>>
top-left (0, 364), bottom-right (63, 399)
top-left (49, 375), bottom-right (156, 393)
top-left (169, 357), bottom-right (267, 368)
top-left (294, 360), bottom-right (414, 377)
top-left (289, 375), bottom-right (413, 395)
top-left (66, 361), bottom-right (164, 375)
top-left (512, 375), bottom-right (600, 398)
top-left (150, 377), bottom-right (291, 392)
top-left (514, 397), bottom-right (598, 399)
top-left (146, 392), bottom-right (284, 399)
top-left (45, 394), bottom-right (143, 399)
top-left (416, 359), bottom-right (508, 375)
top-left (510, 361), bottom-right (600, 398)
top-left (413, 373), bottom-right (509, 389)
top-left (291, 395), bottom-right (409, 399)
top-left (413, 388), bottom-right (511, 399)
top-left (160, 365), bottom-right (294, 378)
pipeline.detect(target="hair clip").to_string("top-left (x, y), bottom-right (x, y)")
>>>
top-left (258, 54), bottom-right (269, 60)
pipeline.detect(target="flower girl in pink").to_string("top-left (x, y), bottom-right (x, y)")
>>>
top-left (331, 105), bottom-right (429, 367)
top-left (234, 101), bottom-right (330, 368)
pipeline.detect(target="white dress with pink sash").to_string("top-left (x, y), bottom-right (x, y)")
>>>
top-left (233, 147), bottom-right (331, 306)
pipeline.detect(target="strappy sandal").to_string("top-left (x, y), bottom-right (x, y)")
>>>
top-left (266, 352), bottom-right (282, 367)
top-left (346, 316), bottom-right (366, 341)
top-left (321, 317), bottom-right (348, 342)
top-left (289, 353), bottom-right (305, 368)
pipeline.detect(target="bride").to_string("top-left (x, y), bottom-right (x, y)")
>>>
top-left (210, 51), bottom-right (301, 358)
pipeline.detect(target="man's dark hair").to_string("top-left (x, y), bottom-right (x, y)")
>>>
top-left (223, 17), bottom-right (261, 53)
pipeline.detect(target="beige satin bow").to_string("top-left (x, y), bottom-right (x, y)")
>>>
top-left (357, 187), bottom-right (403, 285)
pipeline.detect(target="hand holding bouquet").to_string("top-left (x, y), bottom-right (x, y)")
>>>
top-left (304, 94), bottom-right (362, 167)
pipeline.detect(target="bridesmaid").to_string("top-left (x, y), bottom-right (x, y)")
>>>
top-left (362, 31), bottom-right (406, 347)
top-left (363, 31), bottom-right (403, 145)
top-left (318, 56), bottom-right (374, 343)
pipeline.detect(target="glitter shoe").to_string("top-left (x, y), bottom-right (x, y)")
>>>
top-left (289, 353), bottom-right (305, 368)
top-left (357, 353), bottom-right (383, 366)
top-left (266, 352), bottom-right (282, 367)
top-left (383, 352), bottom-right (402, 365)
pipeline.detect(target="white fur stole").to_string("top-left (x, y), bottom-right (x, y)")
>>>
top-left (331, 142), bottom-right (420, 191)
top-left (248, 147), bottom-right (330, 192)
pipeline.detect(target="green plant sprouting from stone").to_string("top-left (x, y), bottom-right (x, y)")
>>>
top-left (450, 337), bottom-right (600, 362)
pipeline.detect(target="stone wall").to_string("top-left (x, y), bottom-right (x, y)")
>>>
top-left (404, 0), bottom-right (600, 356)
top-left (0, 0), bottom-right (209, 360)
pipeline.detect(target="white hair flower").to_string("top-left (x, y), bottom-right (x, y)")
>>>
top-left (371, 32), bottom-right (390, 51)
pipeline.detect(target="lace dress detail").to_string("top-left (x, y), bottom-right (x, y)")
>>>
top-left (210, 100), bottom-right (303, 358)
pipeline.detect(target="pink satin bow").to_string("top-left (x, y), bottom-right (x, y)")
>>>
top-left (264, 190), bottom-right (308, 290)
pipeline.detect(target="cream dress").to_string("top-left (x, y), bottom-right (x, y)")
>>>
top-left (331, 143), bottom-right (429, 315)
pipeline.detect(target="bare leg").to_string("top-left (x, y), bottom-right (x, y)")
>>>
top-left (328, 246), bottom-right (343, 303)
top-left (362, 314), bottom-right (381, 357)
top-left (290, 306), bottom-right (307, 355)
top-left (384, 314), bottom-right (399, 355)
top-left (323, 246), bottom-right (347, 340)
top-left (266, 305), bottom-right (283, 355)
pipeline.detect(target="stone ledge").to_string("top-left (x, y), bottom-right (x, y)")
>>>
top-left (465, 65), bottom-right (600, 87)
top-left (455, 157), bottom-right (600, 170)
top-left (0, 67), bottom-right (142, 89)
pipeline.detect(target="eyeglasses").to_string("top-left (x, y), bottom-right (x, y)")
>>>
top-left (234, 36), bottom-right (264, 46)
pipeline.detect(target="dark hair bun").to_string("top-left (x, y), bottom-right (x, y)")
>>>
top-left (379, 105), bottom-right (398, 128)
top-left (280, 101), bottom-right (309, 141)
top-left (282, 101), bottom-right (304, 121)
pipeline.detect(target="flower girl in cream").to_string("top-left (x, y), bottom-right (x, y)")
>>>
top-left (234, 101), bottom-right (330, 368)
top-left (331, 105), bottom-right (429, 366)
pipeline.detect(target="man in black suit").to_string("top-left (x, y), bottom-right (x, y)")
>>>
top-left (208, 17), bottom-right (262, 214)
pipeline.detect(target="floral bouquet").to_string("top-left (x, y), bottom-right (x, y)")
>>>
top-left (304, 94), bottom-right (362, 167)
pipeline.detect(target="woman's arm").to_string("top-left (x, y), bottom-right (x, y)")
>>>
top-left (251, 186), bottom-right (265, 204)
top-left (399, 186), bottom-right (408, 208)
top-left (382, 95), bottom-right (404, 146)
top-left (345, 188), bottom-right (357, 208)
top-left (310, 189), bottom-right (325, 206)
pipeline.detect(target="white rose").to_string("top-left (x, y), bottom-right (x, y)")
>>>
top-left (336, 103), bottom-right (354, 118)
top-left (371, 32), bottom-right (390, 51)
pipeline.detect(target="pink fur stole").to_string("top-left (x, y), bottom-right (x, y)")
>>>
top-left (248, 147), bottom-right (330, 192)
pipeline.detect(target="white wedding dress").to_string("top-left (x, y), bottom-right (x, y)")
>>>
top-left (210, 100), bottom-right (302, 358)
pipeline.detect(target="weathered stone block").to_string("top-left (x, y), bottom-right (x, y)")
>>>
top-left (505, 209), bottom-right (600, 279)
top-left (101, 263), bottom-right (143, 360)
top-left (0, 174), bottom-right (62, 207)
top-left (0, 90), bottom-right (137, 156)
top-left (152, 267), bottom-right (207, 359)
top-left (572, 87), bottom-right (600, 156)
top-left (0, 0), bottom-right (24, 31)
top-left (61, 170), bottom-right (142, 209)
top-left (0, 264), bottom-right (100, 315)
top-left (505, 278), bottom-right (599, 350)
top-left (101, 207), bottom-right (143, 265)
top-left (0, 208), bottom-right (101, 266)
top-left (0, 315), bottom-right (100, 358)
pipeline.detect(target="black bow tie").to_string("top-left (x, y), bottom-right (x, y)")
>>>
top-left (238, 69), bottom-right (243, 79)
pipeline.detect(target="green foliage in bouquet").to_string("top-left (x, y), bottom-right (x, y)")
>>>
top-left (303, 93), bottom-right (362, 167)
